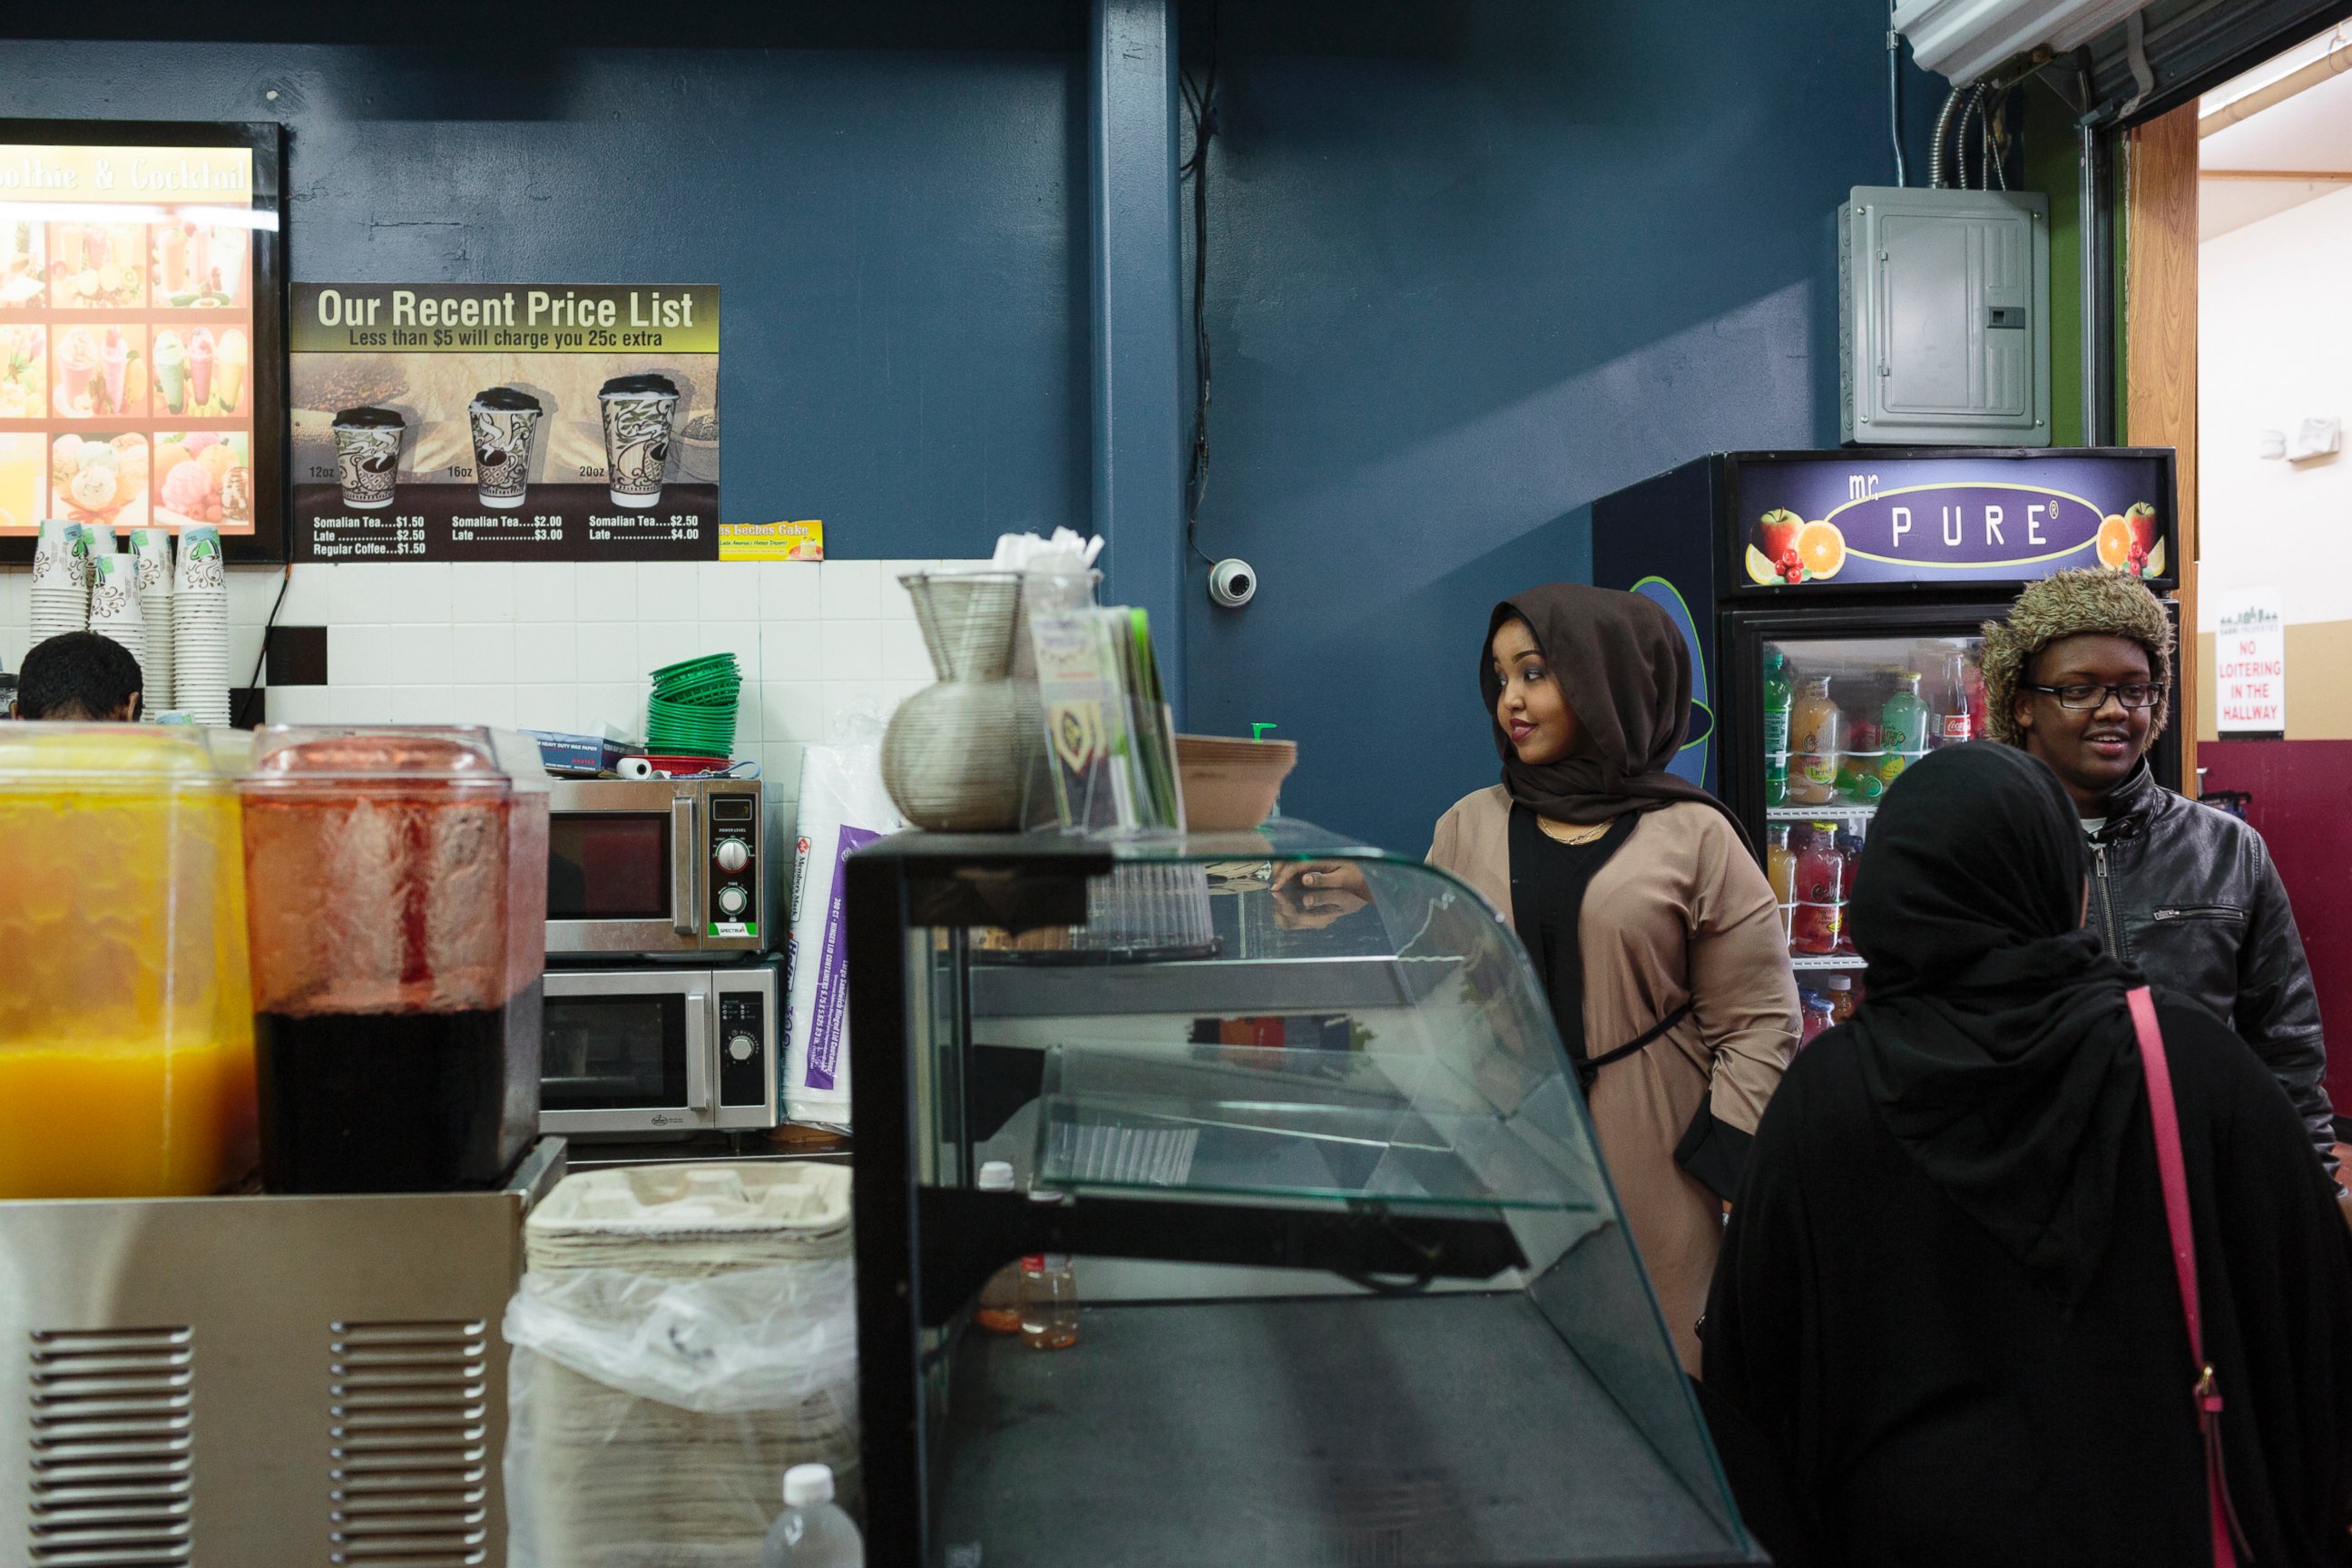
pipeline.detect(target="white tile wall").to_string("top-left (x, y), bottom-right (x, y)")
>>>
top-left (1, 556), bottom-right (973, 872)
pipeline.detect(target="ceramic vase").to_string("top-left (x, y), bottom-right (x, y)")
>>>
top-left (880, 572), bottom-right (1035, 830)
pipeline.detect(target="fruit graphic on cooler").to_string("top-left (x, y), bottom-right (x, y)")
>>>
top-left (1746, 508), bottom-right (1805, 584)
top-left (2126, 502), bottom-right (2164, 578)
top-left (1795, 521), bottom-right (1846, 581)
top-left (2096, 515), bottom-right (2132, 568)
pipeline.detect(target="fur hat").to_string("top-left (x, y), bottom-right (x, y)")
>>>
top-left (1981, 569), bottom-right (2173, 747)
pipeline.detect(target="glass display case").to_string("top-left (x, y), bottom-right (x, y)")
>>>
top-left (845, 821), bottom-right (1767, 1567)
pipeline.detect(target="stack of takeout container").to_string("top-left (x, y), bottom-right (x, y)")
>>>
top-left (29, 518), bottom-right (89, 645)
top-left (506, 1163), bottom-right (859, 1563)
top-left (643, 652), bottom-right (741, 760)
top-left (171, 525), bottom-right (230, 726)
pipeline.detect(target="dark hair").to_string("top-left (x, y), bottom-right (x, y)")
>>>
top-left (15, 632), bottom-right (144, 720)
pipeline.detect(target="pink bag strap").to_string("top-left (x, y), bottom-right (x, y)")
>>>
top-left (2127, 985), bottom-right (2251, 1568)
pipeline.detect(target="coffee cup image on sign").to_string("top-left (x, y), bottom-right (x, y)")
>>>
top-left (332, 407), bottom-right (405, 511)
top-left (467, 387), bottom-right (544, 510)
top-left (596, 373), bottom-right (680, 509)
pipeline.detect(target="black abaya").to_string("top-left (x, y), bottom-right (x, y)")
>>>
top-left (1704, 999), bottom-right (2352, 1566)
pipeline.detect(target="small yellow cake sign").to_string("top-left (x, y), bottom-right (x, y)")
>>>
top-left (719, 520), bottom-right (824, 562)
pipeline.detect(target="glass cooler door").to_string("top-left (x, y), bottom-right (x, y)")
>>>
top-left (1763, 628), bottom-right (1986, 1043)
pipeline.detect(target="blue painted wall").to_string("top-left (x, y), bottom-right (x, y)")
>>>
top-left (6, 5), bottom-right (1949, 854)
top-left (0, 37), bottom-right (1090, 555)
top-left (1180, 2), bottom-right (1918, 852)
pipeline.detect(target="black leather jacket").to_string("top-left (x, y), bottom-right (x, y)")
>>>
top-left (2089, 760), bottom-right (2336, 1174)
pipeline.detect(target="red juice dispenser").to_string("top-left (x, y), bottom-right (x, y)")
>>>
top-left (239, 727), bottom-right (551, 1192)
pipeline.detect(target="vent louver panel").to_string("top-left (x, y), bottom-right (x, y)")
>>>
top-left (27, 1326), bottom-right (195, 1568)
top-left (328, 1320), bottom-right (491, 1567)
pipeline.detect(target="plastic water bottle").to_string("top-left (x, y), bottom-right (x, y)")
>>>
top-left (760, 1464), bottom-right (863, 1568)
top-left (972, 1162), bottom-right (1023, 1335)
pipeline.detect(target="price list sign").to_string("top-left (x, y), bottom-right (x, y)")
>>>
top-left (288, 282), bottom-right (719, 563)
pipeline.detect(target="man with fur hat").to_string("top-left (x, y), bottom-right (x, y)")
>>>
top-left (1984, 568), bottom-right (2336, 1179)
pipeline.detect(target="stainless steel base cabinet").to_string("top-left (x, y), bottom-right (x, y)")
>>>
top-left (0, 1140), bottom-right (563, 1568)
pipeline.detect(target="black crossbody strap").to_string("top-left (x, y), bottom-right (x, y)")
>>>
top-left (1583, 998), bottom-right (1695, 1074)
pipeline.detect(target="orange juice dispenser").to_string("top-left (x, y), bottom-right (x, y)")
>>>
top-left (0, 725), bottom-right (258, 1198)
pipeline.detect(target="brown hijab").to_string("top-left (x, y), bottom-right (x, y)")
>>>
top-left (1481, 582), bottom-right (1750, 849)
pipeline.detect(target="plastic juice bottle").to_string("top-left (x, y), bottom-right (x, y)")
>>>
top-left (973, 1161), bottom-right (1023, 1335)
top-left (1019, 1254), bottom-right (1080, 1349)
top-left (1878, 671), bottom-right (1928, 782)
top-left (1790, 822), bottom-right (1845, 955)
top-left (1796, 823), bottom-right (1844, 905)
top-left (1765, 824), bottom-right (1796, 906)
top-left (1834, 758), bottom-right (1885, 802)
top-left (1789, 676), bottom-right (1841, 803)
top-left (1799, 992), bottom-right (1836, 1045)
top-left (1826, 974), bottom-right (1857, 1024)
top-left (1761, 647), bottom-right (1793, 806)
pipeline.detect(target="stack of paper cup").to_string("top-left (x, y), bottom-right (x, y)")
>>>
top-left (87, 553), bottom-right (147, 681)
top-left (131, 529), bottom-right (174, 710)
top-left (171, 526), bottom-right (230, 726)
top-left (29, 518), bottom-right (91, 646)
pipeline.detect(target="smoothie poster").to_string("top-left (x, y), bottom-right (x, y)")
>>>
top-left (0, 134), bottom-right (279, 554)
top-left (288, 282), bottom-right (719, 563)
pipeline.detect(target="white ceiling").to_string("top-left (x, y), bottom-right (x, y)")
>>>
top-left (2200, 24), bottom-right (2352, 240)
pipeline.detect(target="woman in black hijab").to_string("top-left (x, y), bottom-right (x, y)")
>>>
top-left (1704, 742), bottom-right (2352, 1566)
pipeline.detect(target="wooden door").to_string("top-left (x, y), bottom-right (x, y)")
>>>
top-left (2125, 102), bottom-right (2201, 778)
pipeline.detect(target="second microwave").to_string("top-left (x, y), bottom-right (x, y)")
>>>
top-left (546, 777), bottom-right (762, 956)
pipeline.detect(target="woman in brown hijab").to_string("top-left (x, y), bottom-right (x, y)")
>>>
top-left (1296, 583), bottom-right (1796, 1371)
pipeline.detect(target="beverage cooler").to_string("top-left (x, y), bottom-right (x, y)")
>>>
top-left (1595, 448), bottom-right (2180, 1035)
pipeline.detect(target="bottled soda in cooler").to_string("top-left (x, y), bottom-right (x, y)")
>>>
top-left (1765, 824), bottom-right (1796, 906)
top-left (1877, 671), bottom-right (1927, 783)
top-left (1789, 821), bottom-right (1846, 956)
top-left (1788, 675), bottom-right (1841, 806)
top-left (1761, 647), bottom-right (1793, 806)
top-left (1933, 649), bottom-right (1985, 749)
top-left (1798, 991), bottom-right (1836, 1046)
top-left (1826, 974), bottom-right (1857, 1024)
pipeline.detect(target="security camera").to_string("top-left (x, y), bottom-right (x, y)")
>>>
top-left (1208, 557), bottom-right (1257, 609)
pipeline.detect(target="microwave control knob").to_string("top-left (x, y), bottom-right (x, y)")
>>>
top-left (717, 884), bottom-right (749, 917)
top-left (726, 1033), bottom-right (756, 1063)
top-left (715, 838), bottom-right (750, 873)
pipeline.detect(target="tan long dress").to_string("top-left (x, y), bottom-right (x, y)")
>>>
top-left (1428, 787), bottom-right (1797, 1372)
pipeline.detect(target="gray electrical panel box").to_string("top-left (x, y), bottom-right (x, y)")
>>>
top-left (1840, 185), bottom-right (2050, 446)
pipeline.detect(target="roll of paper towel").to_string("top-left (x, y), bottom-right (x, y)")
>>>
top-left (783, 736), bottom-right (905, 1129)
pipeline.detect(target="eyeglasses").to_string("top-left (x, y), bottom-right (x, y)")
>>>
top-left (2024, 681), bottom-right (2161, 710)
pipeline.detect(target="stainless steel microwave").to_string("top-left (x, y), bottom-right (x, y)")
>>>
top-left (541, 960), bottom-right (780, 1135)
top-left (546, 777), bottom-right (763, 956)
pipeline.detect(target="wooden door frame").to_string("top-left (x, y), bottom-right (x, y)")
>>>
top-left (2124, 102), bottom-right (2201, 783)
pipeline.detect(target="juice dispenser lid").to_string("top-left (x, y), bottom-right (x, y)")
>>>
top-left (0, 722), bottom-right (236, 789)
top-left (242, 725), bottom-right (547, 792)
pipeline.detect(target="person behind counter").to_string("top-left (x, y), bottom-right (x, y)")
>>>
top-left (1703, 743), bottom-right (2352, 1565)
top-left (9, 632), bottom-right (143, 722)
top-left (1279, 583), bottom-right (1798, 1373)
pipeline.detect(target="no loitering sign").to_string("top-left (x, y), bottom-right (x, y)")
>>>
top-left (2215, 585), bottom-right (2286, 736)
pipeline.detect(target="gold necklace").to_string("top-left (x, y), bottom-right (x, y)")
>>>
top-left (1537, 817), bottom-right (1612, 847)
